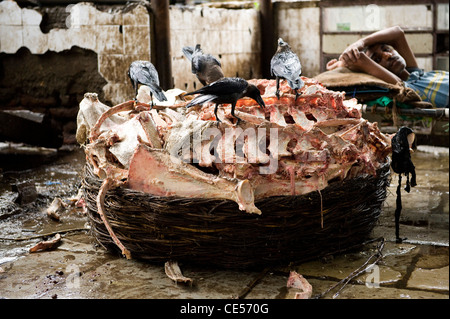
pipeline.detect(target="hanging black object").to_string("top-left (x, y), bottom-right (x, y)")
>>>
top-left (391, 126), bottom-right (417, 243)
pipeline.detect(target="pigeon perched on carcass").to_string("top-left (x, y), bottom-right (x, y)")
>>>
top-left (270, 38), bottom-right (304, 100)
top-left (128, 60), bottom-right (167, 107)
top-left (182, 44), bottom-right (224, 86)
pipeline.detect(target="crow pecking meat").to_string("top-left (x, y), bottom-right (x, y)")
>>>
top-left (184, 77), bottom-right (265, 125)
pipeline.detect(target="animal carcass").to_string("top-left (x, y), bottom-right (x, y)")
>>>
top-left (78, 78), bottom-right (391, 214)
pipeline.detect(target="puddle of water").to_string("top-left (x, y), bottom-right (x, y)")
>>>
top-left (0, 145), bottom-right (448, 300)
top-left (0, 147), bottom-right (87, 261)
top-left (0, 256), bottom-right (18, 265)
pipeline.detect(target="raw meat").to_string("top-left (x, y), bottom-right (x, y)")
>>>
top-left (78, 78), bottom-right (391, 214)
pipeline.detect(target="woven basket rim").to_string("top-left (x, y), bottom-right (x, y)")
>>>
top-left (82, 159), bottom-right (391, 269)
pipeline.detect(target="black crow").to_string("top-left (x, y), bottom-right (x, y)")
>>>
top-left (391, 126), bottom-right (417, 243)
top-left (270, 38), bottom-right (304, 100)
top-left (128, 60), bottom-right (167, 107)
top-left (182, 44), bottom-right (224, 86)
top-left (184, 77), bottom-right (265, 125)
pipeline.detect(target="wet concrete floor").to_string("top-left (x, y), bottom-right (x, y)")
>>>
top-left (0, 144), bottom-right (448, 300)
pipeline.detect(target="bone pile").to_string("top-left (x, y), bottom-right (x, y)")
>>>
top-left (77, 77), bottom-right (392, 215)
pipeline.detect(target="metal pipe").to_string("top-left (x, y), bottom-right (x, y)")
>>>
top-left (150, 0), bottom-right (172, 90)
top-left (362, 105), bottom-right (449, 120)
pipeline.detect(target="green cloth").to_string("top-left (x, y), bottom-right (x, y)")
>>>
top-left (365, 96), bottom-right (427, 121)
top-left (366, 96), bottom-right (414, 109)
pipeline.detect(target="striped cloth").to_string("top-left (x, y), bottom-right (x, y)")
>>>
top-left (405, 67), bottom-right (449, 108)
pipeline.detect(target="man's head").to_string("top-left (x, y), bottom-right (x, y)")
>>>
top-left (366, 44), bottom-right (407, 77)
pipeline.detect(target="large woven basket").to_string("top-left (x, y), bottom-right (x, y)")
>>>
top-left (83, 160), bottom-right (391, 269)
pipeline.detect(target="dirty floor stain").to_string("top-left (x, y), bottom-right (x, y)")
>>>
top-left (0, 146), bottom-right (448, 299)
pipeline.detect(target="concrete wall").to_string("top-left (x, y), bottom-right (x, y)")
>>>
top-left (275, 1), bottom-right (321, 79)
top-left (169, 1), bottom-right (324, 91)
top-left (0, 1), bottom-right (150, 105)
top-left (0, 0), bottom-right (445, 108)
top-left (170, 5), bottom-right (261, 92)
top-left (0, 1), bottom-right (321, 106)
top-left (0, 1), bottom-right (263, 105)
top-left (320, 3), bottom-right (439, 72)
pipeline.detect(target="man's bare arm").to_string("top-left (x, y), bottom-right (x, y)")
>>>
top-left (346, 52), bottom-right (404, 85)
top-left (340, 26), bottom-right (418, 68)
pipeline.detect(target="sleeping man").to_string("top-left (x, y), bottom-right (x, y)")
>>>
top-left (327, 26), bottom-right (448, 108)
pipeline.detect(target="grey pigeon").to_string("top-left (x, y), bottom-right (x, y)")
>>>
top-left (183, 44), bottom-right (224, 86)
top-left (128, 60), bottom-right (167, 107)
top-left (270, 38), bottom-right (304, 100)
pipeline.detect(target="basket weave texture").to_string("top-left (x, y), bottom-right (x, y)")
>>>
top-left (83, 161), bottom-right (391, 269)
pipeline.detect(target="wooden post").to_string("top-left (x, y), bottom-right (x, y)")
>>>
top-left (259, 0), bottom-right (275, 79)
top-left (150, 0), bottom-right (172, 90)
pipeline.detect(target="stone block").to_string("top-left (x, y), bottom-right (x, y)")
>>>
top-left (168, 7), bottom-right (183, 30)
top-left (277, 9), bottom-right (288, 29)
top-left (99, 54), bottom-right (131, 84)
top-left (217, 30), bottom-right (232, 53)
top-left (71, 26), bottom-right (97, 51)
top-left (220, 54), bottom-right (237, 77)
top-left (416, 250), bottom-right (449, 269)
top-left (103, 82), bottom-right (133, 105)
top-left (170, 32), bottom-right (185, 59)
top-left (95, 8), bottom-right (123, 26)
top-left (285, 7), bottom-right (302, 24)
top-left (172, 57), bottom-right (197, 91)
top-left (105, 54), bottom-right (146, 100)
top-left (47, 28), bottom-right (74, 53)
top-left (405, 33), bottom-right (434, 54)
top-left (407, 266), bottom-right (449, 292)
top-left (384, 5), bottom-right (432, 30)
top-left (0, 25), bottom-right (23, 54)
top-left (0, 0), bottom-right (22, 26)
top-left (95, 25), bottom-right (123, 54)
top-left (123, 25), bottom-right (150, 56)
top-left (205, 8), bottom-right (225, 30)
top-left (69, 3), bottom-right (98, 26)
top-left (239, 9), bottom-right (258, 31)
top-left (249, 29), bottom-right (261, 51)
top-left (123, 54), bottom-right (150, 70)
top-left (123, 4), bottom-right (149, 26)
top-left (437, 3), bottom-right (449, 30)
top-left (187, 7), bottom-right (201, 30)
top-left (23, 25), bottom-right (48, 54)
top-left (22, 8), bottom-right (42, 26)
top-left (323, 34), bottom-right (362, 54)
